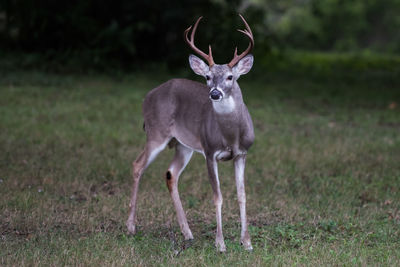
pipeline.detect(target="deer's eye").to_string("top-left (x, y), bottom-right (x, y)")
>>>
top-left (206, 75), bottom-right (211, 81)
top-left (227, 75), bottom-right (233, 81)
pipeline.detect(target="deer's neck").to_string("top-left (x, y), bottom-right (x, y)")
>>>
top-left (210, 86), bottom-right (246, 144)
top-left (211, 84), bottom-right (243, 116)
top-left (212, 95), bottom-right (236, 114)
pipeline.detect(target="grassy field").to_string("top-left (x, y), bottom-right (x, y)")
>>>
top-left (1, 55), bottom-right (400, 265)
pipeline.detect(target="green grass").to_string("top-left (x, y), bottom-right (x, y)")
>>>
top-left (1, 55), bottom-right (400, 265)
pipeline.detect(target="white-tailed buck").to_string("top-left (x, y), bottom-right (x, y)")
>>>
top-left (126, 14), bottom-right (255, 252)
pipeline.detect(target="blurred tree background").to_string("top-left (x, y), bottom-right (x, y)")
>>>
top-left (0, 0), bottom-right (399, 71)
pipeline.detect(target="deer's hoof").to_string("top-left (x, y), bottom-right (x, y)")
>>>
top-left (244, 244), bottom-right (253, 251)
top-left (182, 229), bottom-right (194, 240)
top-left (241, 239), bottom-right (253, 251)
top-left (126, 221), bottom-right (136, 235)
top-left (216, 240), bottom-right (226, 253)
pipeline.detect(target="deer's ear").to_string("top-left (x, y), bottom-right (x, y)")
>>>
top-left (233, 54), bottom-right (253, 76)
top-left (189, 55), bottom-right (209, 76)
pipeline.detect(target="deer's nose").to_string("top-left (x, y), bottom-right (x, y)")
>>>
top-left (209, 89), bottom-right (222, 101)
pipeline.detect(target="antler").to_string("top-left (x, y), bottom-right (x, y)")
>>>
top-left (184, 16), bottom-right (215, 67)
top-left (227, 14), bottom-right (254, 68)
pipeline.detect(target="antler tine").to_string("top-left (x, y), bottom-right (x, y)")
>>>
top-left (184, 16), bottom-right (215, 66)
top-left (228, 14), bottom-right (254, 68)
top-left (238, 13), bottom-right (253, 36)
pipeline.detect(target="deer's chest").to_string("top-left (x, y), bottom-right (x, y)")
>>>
top-left (209, 115), bottom-right (253, 158)
top-left (202, 100), bottom-right (254, 158)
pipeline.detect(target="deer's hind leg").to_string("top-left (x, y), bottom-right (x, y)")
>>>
top-left (166, 142), bottom-right (194, 240)
top-left (126, 136), bottom-right (170, 235)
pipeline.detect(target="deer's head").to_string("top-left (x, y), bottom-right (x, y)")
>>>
top-left (185, 15), bottom-right (254, 102)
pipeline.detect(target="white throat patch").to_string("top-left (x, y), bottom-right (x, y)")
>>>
top-left (212, 96), bottom-right (236, 114)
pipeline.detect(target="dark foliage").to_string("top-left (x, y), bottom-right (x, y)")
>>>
top-left (0, 0), bottom-right (256, 70)
top-left (0, 0), bottom-right (398, 71)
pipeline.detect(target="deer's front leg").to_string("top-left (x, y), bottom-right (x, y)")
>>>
top-left (234, 155), bottom-right (253, 250)
top-left (206, 157), bottom-right (226, 252)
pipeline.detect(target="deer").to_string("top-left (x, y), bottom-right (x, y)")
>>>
top-left (126, 14), bottom-right (255, 252)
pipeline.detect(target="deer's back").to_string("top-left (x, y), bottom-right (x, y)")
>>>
top-left (142, 79), bottom-right (210, 147)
